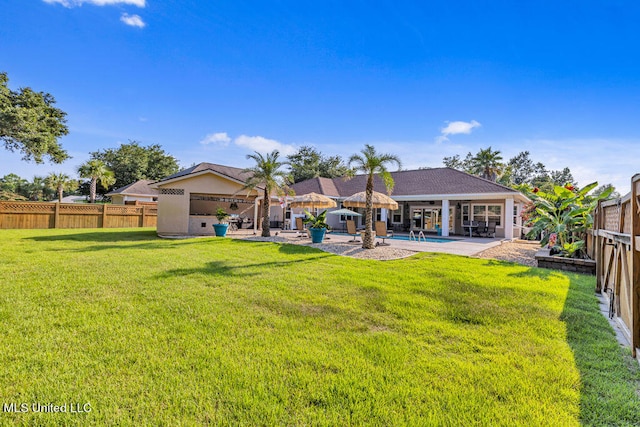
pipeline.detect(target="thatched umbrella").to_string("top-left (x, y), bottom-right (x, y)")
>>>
top-left (342, 191), bottom-right (398, 210)
top-left (289, 192), bottom-right (337, 209)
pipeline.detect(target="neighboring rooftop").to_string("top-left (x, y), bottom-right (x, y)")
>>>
top-left (106, 179), bottom-right (158, 196)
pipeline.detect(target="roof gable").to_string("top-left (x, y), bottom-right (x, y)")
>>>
top-left (157, 163), bottom-right (253, 184)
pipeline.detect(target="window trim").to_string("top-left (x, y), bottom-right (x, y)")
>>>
top-left (471, 203), bottom-right (503, 226)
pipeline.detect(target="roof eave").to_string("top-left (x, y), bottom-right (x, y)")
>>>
top-left (150, 169), bottom-right (261, 190)
top-left (345, 192), bottom-right (529, 203)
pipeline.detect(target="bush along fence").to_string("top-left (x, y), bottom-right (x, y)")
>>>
top-left (0, 201), bottom-right (157, 229)
top-left (593, 173), bottom-right (640, 358)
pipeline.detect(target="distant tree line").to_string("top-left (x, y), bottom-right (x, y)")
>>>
top-left (442, 147), bottom-right (619, 198)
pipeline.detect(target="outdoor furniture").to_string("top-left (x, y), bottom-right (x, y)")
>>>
top-left (482, 221), bottom-right (497, 238)
top-left (295, 217), bottom-right (310, 237)
top-left (346, 219), bottom-right (360, 243)
top-left (463, 220), bottom-right (478, 237)
top-left (375, 221), bottom-right (393, 246)
top-left (475, 221), bottom-right (487, 237)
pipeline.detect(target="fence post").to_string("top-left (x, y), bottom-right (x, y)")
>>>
top-left (102, 204), bottom-right (108, 228)
top-left (54, 202), bottom-right (60, 228)
top-left (140, 206), bottom-right (146, 227)
top-left (595, 200), bottom-right (603, 293)
top-left (631, 174), bottom-right (640, 357)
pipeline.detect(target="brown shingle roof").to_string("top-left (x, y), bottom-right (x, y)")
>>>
top-left (106, 179), bottom-right (158, 196)
top-left (290, 168), bottom-right (519, 197)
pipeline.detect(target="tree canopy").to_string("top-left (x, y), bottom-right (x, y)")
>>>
top-left (0, 72), bottom-right (69, 164)
top-left (78, 159), bottom-right (115, 203)
top-left (443, 148), bottom-right (582, 191)
top-left (287, 146), bottom-right (351, 183)
top-left (89, 141), bottom-right (180, 191)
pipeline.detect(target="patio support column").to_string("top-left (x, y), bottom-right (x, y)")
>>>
top-left (505, 197), bottom-right (514, 240)
top-left (253, 197), bottom-right (260, 233)
top-left (441, 199), bottom-right (450, 237)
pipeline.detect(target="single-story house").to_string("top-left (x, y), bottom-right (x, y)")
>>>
top-left (151, 162), bottom-right (529, 239)
top-left (151, 163), bottom-right (282, 236)
top-left (289, 167), bottom-right (530, 239)
top-left (106, 180), bottom-right (158, 205)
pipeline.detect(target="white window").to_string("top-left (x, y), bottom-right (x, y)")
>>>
top-left (461, 204), bottom-right (470, 225)
top-left (472, 204), bottom-right (502, 226)
top-left (391, 206), bottom-right (403, 224)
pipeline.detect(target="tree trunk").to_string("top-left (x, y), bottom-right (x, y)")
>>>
top-left (261, 187), bottom-right (271, 237)
top-left (57, 185), bottom-right (63, 203)
top-left (362, 174), bottom-right (375, 249)
top-left (89, 178), bottom-right (97, 203)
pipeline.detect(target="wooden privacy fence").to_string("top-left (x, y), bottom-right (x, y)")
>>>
top-left (0, 201), bottom-right (157, 229)
top-left (593, 173), bottom-right (640, 358)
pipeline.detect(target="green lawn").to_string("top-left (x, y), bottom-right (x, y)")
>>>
top-left (0, 228), bottom-right (639, 426)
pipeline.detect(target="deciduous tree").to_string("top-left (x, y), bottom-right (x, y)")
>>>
top-left (287, 146), bottom-right (350, 183)
top-left (89, 141), bottom-right (179, 191)
top-left (0, 72), bottom-right (69, 163)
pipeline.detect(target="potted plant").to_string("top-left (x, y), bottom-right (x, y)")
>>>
top-left (213, 207), bottom-right (230, 237)
top-left (303, 210), bottom-right (330, 243)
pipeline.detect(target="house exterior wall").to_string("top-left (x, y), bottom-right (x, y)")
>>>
top-left (111, 194), bottom-right (156, 205)
top-left (156, 173), bottom-right (258, 236)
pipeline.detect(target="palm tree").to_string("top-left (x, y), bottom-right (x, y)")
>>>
top-left (45, 172), bottom-right (77, 202)
top-left (242, 151), bottom-right (290, 237)
top-left (469, 147), bottom-right (504, 181)
top-left (348, 145), bottom-right (401, 249)
top-left (27, 176), bottom-right (46, 201)
top-left (78, 159), bottom-right (115, 203)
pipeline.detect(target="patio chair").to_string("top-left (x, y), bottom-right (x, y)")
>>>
top-left (375, 221), bottom-right (393, 246)
top-left (346, 219), bottom-right (360, 243)
top-left (482, 221), bottom-right (497, 238)
top-left (474, 221), bottom-right (486, 237)
top-left (295, 217), bottom-right (309, 238)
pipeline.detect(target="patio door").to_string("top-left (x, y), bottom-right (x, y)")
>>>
top-left (411, 208), bottom-right (440, 231)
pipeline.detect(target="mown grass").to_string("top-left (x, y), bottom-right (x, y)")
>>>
top-left (0, 228), bottom-right (638, 426)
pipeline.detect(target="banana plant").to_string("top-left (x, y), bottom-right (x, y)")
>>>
top-left (524, 182), bottom-right (612, 258)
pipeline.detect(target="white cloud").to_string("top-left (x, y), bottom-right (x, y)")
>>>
top-left (120, 13), bottom-right (146, 28)
top-left (234, 135), bottom-right (297, 156)
top-left (43, 0), bottom-right (145, 7)
top-left (436, 120), bottom-right (481, 143)
top-left (200, 132), bottom-right (231, 146)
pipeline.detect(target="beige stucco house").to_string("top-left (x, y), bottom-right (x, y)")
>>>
top-left (150, 163), bottom-right (282, 236)
top-left (151, 162), bottom-right (529, 239)
top-left (289, 168), bottom-right (530, 239)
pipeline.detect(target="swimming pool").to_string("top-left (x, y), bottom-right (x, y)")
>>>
top-left (332, 232), bottom-right (452, 243)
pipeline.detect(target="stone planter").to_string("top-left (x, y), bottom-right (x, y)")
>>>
top-left (535, 248), bottom-right (596, 275)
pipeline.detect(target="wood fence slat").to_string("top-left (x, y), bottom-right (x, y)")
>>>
top-left (594, 174), bottom-right (640, 359)
top-left (631, 174), bottom-right (640, 356)
top-left (0, 201), bottom-right (157, 230)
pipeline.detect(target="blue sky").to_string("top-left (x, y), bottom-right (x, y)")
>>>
top-left (2, 1), bottom-right (640, 193)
